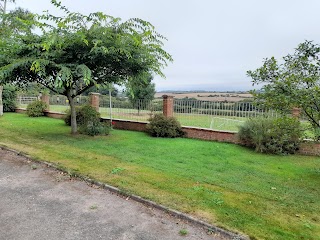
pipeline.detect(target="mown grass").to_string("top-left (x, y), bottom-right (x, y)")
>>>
top-left (1, 113), bottom-right (319, 240)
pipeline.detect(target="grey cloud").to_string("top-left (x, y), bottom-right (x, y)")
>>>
top-left (14, 0), bottom-right (320, 91)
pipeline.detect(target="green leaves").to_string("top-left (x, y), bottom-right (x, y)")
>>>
top-left (0, 0), bottom-right (172, 103)
top-left (247, 40), bottom-right (320, 132)
top-left (76, 65), bottom-right (91, 85)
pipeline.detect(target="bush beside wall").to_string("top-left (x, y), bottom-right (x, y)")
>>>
top-left (3, 84), bottom-right (17, 112)
top-left (238, 116), bottom-right (302, 154)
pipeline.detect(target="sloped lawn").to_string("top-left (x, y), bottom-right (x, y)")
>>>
top-left (0, 113), bottom-right (319, 240)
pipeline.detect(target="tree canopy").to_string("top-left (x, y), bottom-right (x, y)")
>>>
top-left (0, 0), bottom-right (172, 133)
top-left (247, 40), bottom-right (320, 131)
top-left (126, 72), bottom-right (155, 113)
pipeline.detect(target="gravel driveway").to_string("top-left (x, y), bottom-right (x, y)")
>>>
top-left (0, 149), bottom-right (227, 240)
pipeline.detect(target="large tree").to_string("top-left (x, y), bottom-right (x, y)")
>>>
top-left (247, 40), bottom-right (320, 131)
top-left (126, 72), bottom-right (156, 114)
top-left (0, 0), bottom-right (172, 133)
top-left (1, 0), bottom-right (33, 116)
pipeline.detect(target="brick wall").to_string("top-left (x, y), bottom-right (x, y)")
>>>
top-left (298, 142), bottom-right (320, 156)
top-left (44, 111), bottom-right (66, 119)
top-left (103, 119), bottom-right (238, 143)
top-left (15, 108), bottom-right (26, 114)
top-left (14, 109), bottom-right (320, 156)
top-left (183, 127), bottom-right (237, 143)
top-left (102, 118), bottom-right (148, 132)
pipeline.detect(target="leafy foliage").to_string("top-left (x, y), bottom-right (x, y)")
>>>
top-left (64, 105), bottom-right (100, 126)
top-left (2, 84), bottom-right (16, 112)
top-left (79, 121), bottom-right (110, 136)
top-left (0, 0), bottom-right (172, 134)
top-left (247, 40), bottom-right (320, 136)
top-left (0, 0), bottom-right (16, 13)
top-left (126, 72), bottom-right (155, 113)
top-left (82, 85), bottom-right (118, 97)
top-left (64, 105), bottom-right (109, 136)
top-left (147, 114), bottom-right (185, 138)
top-left (238, 116), bottom-right (302, 154)
top-left (26, 100), bottom-right (48, 117)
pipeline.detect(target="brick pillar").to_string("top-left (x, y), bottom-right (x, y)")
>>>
top-left (90, 93), bottom-right (100, 112)
top-left (40, 94), bottom-right (50, 111)
top-left (162, 95), bottom-right (174, 117)
top-left (292, 107), bottom-right (301, 118)
top-left (0, 86), bottom-right (3, 116)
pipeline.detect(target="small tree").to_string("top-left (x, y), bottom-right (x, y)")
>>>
top-left (247, 40), bottom-right (320, 135)
top-left (126, 72), bottom-right (155, 115)
top-left (0, 1), bottom-right (172, 134)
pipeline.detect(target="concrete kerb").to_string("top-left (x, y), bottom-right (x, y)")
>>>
top-left (0, 145), bottom-right (249, 240)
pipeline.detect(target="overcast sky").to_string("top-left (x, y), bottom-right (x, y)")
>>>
top-left (8, 0), bottom-right (320, 91)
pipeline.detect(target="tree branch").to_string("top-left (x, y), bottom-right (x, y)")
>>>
top-left (34, 78), bottom-right (60, 95)
top-left (303, 108), bottom-right (320, 127)
top-left (74, 82), bottom-right (95, 97)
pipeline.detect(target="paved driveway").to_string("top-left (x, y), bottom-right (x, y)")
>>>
top-left (0, 149), bottom-right (225, 240)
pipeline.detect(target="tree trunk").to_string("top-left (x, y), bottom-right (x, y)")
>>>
top-left (67, 91), bottom-right (77, 134)
top-left (0, 86), bottom-right (3, 116)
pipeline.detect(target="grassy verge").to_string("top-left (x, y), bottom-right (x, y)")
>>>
top-left (0, 113), bottom-right (319, 239)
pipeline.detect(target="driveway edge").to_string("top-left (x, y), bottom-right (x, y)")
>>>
top-left (1, 146), bottom-right (250, 240)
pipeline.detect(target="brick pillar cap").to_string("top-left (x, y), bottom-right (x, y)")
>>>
top-left (89, 92), bottom-right (101, 95)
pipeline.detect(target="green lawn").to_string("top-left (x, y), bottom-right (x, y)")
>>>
top-left (1, 113), bottom-right (319, 240)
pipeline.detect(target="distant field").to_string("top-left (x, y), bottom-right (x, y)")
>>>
top-left (155, 92), bottom-right (253, 102)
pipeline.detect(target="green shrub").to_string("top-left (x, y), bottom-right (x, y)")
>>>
top-left (79, 121), bottom-right (110, 136)
top-left (26, 100), bottom-right (48, 117)
top-left (3, 84), bottom-right (17, 112)
top-left (64, 105), bottom-right (100, 126)
top-left (65, 105), bottom-right (109, 136)
top-left (147, 114), bottom-right (185, 138)
top-left (238, 116), bottom-right (302, 154)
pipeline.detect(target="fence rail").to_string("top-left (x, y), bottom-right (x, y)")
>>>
top-left (173, 99), bottom-right (278, 131)
top-left (99, 98), bottom-right (163, 122)
top-left (16, 95), bottom-right (282, 132)
top-left (17, 96), bottom-right (38, 107)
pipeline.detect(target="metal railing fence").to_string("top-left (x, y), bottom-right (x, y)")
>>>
top-left (16, 95), bottom-right (284, 132)
top-left (16, 96), bottom-right (38, 107)
top-left (99, 98), bottom-right (163, 122)
top-left (173, 99), bottom-right (279, 131)
top-left (49, 95), bottom-right (89, 106)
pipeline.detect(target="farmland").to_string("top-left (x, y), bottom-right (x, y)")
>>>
top-left (154, 91), bottom-right (253, 102)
